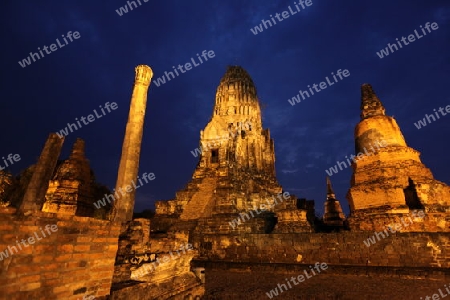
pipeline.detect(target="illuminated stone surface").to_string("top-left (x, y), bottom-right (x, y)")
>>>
top-left (0, 170), bottom-right (14, 206)
top-left (323, 177), bottom-right (346, 227)
top-left (112, 65), bottom-right (153, 222)
top-left (1, 70), bottom-right (449, 300)
top-left (0, 65), bottom-right (203, 300)
top-left (0, 137), bottom-right (111, 218)
top-left (42, 139), bottom-right (96, 216)
top-left (347, 84), bottom-right (450, 231)
top-left (155, 66), bottom-right (311, 233)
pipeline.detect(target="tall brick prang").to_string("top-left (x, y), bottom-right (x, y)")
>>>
top-left (154, 66), bottom-right (311, 234)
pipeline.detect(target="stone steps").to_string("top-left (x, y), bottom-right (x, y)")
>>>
top-left (179, 177), bottom-right (217, 220)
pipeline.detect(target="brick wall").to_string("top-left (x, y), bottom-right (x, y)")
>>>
top-left (349, 210), bottom-right (450, 232)
top-left (0, 209), bottom-right (121, 300)
top-left (192, 232), bottom-right (450, 269)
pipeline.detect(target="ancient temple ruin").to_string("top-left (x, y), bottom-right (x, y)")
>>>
top-left (0, 135), bottom-right (109, 217)
top-left (42, 138), bottom-right (104, 217)
top-left (0, 65), bottom-right (205, 299)
top-left (347, 84), bottom-right (450, 231)
top-left (323, 177), bottom-right (346, 228)
top-left (0, 66), bottom-right (449, 300)
top-left (154, 66), bottom-right (311, 234)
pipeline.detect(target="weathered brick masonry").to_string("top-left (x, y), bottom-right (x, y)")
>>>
top-left (192, 232), bottom-right (450, 270)
top-left (1, 65), bottom-right (449, 299)
top-left (0, 65), bottom-right (204, 300)
top-left (153, 68), bottom-right (450, 291)
top-left (0, 209), bottom-right (121, 300)
top-left (110, 219), bottom-right (204, 299)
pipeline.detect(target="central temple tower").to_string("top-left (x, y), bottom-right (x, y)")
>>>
top-left (155, 66), bottom-right (311, 233)
top-left (193, 65), bottom-right (276, 178)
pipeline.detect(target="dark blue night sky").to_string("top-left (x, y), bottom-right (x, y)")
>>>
top-left (1, 1), bottom-right (449, 214)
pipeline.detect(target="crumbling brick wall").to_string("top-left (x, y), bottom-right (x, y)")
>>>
top-left (0, 208), bottom-right (121, 300)
top-left (192, 232), bottom-right (450, 269)
top-left (111, 218), bottom-right (204, 299)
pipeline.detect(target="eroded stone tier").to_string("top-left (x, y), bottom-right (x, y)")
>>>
top-left (155, 66), bottom-right (311, 233)
top-left (347, 84), bottom-right (450, 231)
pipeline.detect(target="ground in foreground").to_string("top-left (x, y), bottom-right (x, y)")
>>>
top-left (204, 270), bottom-right (449, 300)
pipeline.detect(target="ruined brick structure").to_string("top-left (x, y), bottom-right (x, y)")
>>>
top-left (0, 133), bottom-right (120, 300)
top-left (0, 171), bottom-right (15, 207)
top-left (42, 139), bottom-right (98, 216)
top-left (152, 70), bottom-right (449, 297)
top-left (112, 219), bottom-right (204, 299)
top-left (0, 65), bottom-right (204, 300)
top-left (347, 84), bottom-right (450, 232)
top-left (323, 177), bottom-right (346, 227)
top-left (0, 65), bottom-right (449, 299)
top-left (187, 81), bottom-right (450, 287)
top-left (0, 136), bottom-right (109, 217)
top-left (154, 66), bottom-right (311, 234)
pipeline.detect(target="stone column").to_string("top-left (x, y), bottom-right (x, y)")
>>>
top-left (19, 133), bottom-right (64, 214)
top-left (112, 65), bottom-right (153, 222)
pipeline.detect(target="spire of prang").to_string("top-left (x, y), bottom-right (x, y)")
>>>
top-left (360, 83), bottom-right (386, 119)
top-left (326, 176), bottom-right (336, 200)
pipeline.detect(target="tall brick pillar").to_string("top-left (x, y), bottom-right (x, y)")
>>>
top-left (19, 133), bottom-right (64, 214)
top-left (112, 65), bottom-right (153, 222)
